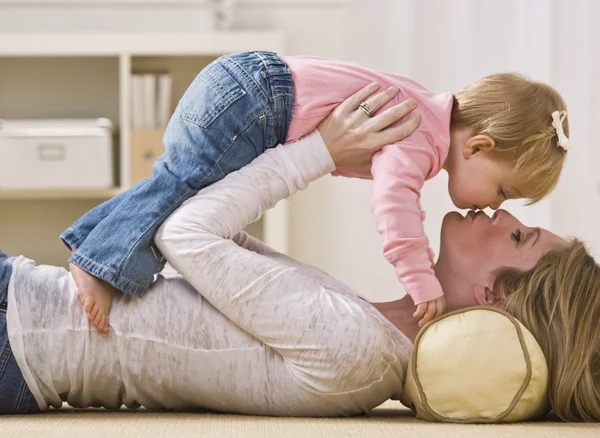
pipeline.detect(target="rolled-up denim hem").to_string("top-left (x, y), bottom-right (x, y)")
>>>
top-left (60, 228), bottom-right (84, 251)
top-left (68, 252), bottom-right (148, 296)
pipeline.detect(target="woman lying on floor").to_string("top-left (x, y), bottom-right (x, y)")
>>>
top-left (1, 92), bottom-right (599, 422)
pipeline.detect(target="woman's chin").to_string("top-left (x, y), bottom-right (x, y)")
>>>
top-left (439, 211), bottom-right (466, 254)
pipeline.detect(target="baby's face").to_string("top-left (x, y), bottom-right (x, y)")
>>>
top-left (447, 151), bottom-right (520, 211)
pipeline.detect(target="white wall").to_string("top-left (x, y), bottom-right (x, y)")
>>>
top-left (0, 0), bottom-right (429, 301)
top-left (237, 1), bottom-right (402, 301)
top-left (0, 0), bottom-right (364, 279)
top-left (311, 0), bottom-right (600, 304)
top-left (234, 0), bottom-right (349, 57)
top-left (548, 0), bottom-right (600, 257)
top-left (234, 1), bottom-right (398, 301)
top-left (287, 0), bottom-right (600, 303)
top-left (17, 1), bottom-right (597, 304)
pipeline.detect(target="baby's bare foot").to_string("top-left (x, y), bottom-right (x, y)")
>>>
top-left (70, 263), bottom-right (114, 334)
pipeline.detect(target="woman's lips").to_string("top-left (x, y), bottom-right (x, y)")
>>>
top-left (467, 210), bottom-right (491, 222)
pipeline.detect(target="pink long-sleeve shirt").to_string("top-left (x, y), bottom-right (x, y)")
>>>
top-left (283, 56), bottom-right (453, 304)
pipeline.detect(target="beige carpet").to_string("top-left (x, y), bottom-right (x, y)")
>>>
top-left (3, 401), bottom-right (599, 438)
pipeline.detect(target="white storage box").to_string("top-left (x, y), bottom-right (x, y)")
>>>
top-left (0, 118), bottom-right (113, 190)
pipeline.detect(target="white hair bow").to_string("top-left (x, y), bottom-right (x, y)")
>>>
top-left (551, 110), bottom-right (570, 151)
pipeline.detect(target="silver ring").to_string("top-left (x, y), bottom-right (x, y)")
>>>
top-left (358, 101), bottom-right (374, 117)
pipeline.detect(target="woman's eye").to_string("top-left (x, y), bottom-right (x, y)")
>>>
top-left (511, 229), bottom-right (522, 243)
top-left (499, 187), bottom-right (507, 199)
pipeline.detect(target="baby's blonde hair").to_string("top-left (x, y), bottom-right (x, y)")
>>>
top-left (496, 239), bottom-right (600, 421)
top-left (451, 73), bottom-right (569, 204)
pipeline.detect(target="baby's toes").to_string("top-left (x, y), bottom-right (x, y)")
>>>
top-left (82, 294), bottom-right (96, 313)
top-left (90, 301), bottom-right (102, 321)
top-left (91, 305), bottom-right (103, 326)
top-left (98, 313), bottom-right (110, 335)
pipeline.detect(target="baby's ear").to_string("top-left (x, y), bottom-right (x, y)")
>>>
top-left (463, 135), bottom-right (496, 158)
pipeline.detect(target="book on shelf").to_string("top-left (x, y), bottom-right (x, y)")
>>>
top-left (131, 72), bottom-right (173, 130)
top-left (157, 74), bottom-right (173, 129)
top-left (131, 75), bottom-right (145, 130)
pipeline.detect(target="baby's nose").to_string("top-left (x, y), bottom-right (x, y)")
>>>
top-left (490, 200), bottom-right (504, 210)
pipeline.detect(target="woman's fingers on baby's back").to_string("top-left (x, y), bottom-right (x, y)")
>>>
top-left (362, 86), bottom-right (400, 114)
top-left (370, 97), bottom-right (417, 128)
top-left (372, 111), bottom-right (421, 151)
top-left (373, 99), bottom-right (418, 128)
top-left (338, 82), bottom-right (380, 114)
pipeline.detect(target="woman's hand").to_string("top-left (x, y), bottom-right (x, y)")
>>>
top-left (317, 83), bottom-right (421, 172)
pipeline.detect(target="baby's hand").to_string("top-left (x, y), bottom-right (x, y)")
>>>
top-left (413, 296), bottom-right (446, 328)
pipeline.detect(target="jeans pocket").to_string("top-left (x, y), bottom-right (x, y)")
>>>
top-left (180, 60), bottom-right (247, 129)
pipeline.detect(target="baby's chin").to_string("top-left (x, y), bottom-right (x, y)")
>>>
top-left (447, 190), bottom-right (467, 210)
top-left (451, 198), bottom-right (471, 210)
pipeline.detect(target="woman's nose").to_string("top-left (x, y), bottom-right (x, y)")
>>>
top-left (492, 209), bottom-right (518, 225)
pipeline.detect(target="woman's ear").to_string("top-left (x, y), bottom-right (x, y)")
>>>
top-left (474, 284), bottom-right (506, 307)
top-left (463, 135), bottom-right (496, 158)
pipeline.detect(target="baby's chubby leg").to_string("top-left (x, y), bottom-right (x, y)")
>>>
top-left (66, 51), bottom-right (291, 333)
top-left (62, 179), bottom-right (151, 334)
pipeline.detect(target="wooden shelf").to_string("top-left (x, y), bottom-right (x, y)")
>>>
top-left (0, 188), bottom-right (121, 200)
top-left (0, 0), bottom-right (215, 5)
top-left (0, 32), bottom-right (285, 56)
top-left (0, 30), bottom-right (289, 255)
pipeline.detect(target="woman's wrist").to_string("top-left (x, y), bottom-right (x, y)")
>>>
top-left (283, 130), bottom-right (336, 183)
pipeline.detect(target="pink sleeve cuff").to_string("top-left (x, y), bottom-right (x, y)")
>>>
top-left (401, 272), bottom-right (444, 305)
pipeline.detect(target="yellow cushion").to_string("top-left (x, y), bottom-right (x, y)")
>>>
top-left (401, 307), bottom-right (550, 423)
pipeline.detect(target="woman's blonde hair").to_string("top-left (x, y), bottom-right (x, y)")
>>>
top-left (494, 239), bottom-right (600, 421)
top-left (451, 73), bottom-right (569, 204)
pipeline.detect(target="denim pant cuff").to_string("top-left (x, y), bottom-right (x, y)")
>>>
top-left (60, 228), bottom-right (84, 251)
top-left (68, 252), bottom-right (148, 296)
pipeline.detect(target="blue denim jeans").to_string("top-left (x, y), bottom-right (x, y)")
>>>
top-left (61, 51), bottom-right (295, 296)
top-left (0, 249), bottom-right (40, 414)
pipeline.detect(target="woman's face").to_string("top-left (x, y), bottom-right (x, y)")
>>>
top-left (434, 209), bottom-right (564, 312)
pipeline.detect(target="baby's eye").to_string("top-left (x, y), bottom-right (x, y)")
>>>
top-left (511, 229), bottom-right (522, 243)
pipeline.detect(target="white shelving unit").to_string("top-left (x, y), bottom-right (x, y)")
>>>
top-left (0, 31), bottom-right (290, 266)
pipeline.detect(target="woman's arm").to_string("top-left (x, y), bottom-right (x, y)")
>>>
top-left (156, 132), bottom-right (381, 391)
top-left (155, 85), bottom-right (420, 391)
top-left (156, 130), bottom-right (333, 251)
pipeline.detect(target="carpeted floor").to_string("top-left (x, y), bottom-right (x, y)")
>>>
top-left (3, 401), bottom-right (599, 437)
